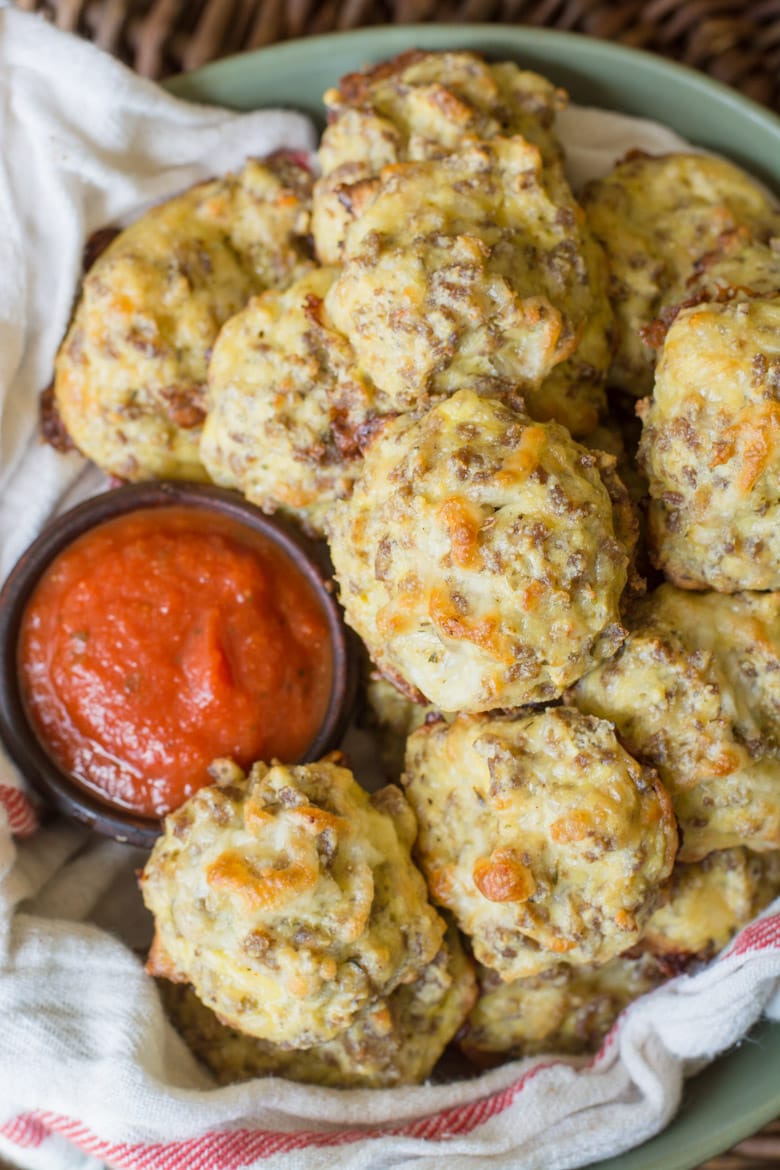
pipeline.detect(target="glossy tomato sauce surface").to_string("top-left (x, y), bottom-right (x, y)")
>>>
top-left (17, 505), bottom-right (333, 818)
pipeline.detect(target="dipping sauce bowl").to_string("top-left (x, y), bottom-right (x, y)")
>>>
top-left (0, 482), bottom-right (356, 848)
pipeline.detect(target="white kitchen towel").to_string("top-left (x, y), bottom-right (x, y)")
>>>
top-left (0, 4), bottom-right (318, 585)
top-left (0, 824), bottom-right (778, 1170)
top-left (0, 8), bottom-right (778, 1170)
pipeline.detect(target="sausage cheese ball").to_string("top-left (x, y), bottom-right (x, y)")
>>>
top-left (678, 227), bottom-right (780, 307)
top-left (643, 848), bottom-right (780, 959)
top-left (402, 708), bottom-right (677, 980)
top-left (141, 757), bottom-right (445, 1047)
top-left (200, 268), bottom-right (373, 536)
top-left (460, 854), bottom-right (779, 1064)
top-left (328, 390), bottom-right (632, 713)
top-left (324, 137), bottom-right (611, 435)
top-left (570, 586), bottom-right (780, 862)
top-left (54, 154), bottom-right (314, 481)
top-left (582, 151), bottom-right (780, 397)
top-left (459, 952), bottom-right (669, 1063)
top-left (312, 49), bottom-right (566, 266)
top-left (638, 296), bottom-right (780, 591)
top-left (159, 927), bottom-right (475, 1089)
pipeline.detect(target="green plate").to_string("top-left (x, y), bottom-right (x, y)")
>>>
top-left (167, 26), bottom-right (780, 1170)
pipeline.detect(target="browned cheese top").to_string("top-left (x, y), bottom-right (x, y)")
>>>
top-left (328, 389), bottom-right (630, 712)
top-left (402, 707), bottom-right (677, 980)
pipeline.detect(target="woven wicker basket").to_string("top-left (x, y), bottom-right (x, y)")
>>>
top-left (6, 1), bottom-right (780, 1167)
top-left (9, 0), bottom-right (780, 110)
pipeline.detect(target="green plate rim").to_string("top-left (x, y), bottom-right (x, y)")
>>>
top-left (165, 22), bottom-right (780, 190)
top-left (166, 21), bottom-right (779, 130)
top-left (164, 26), bottom-right (780, 1170)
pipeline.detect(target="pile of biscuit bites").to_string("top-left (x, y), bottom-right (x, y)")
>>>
top-left (51, 51), bottom-right (780, 1086)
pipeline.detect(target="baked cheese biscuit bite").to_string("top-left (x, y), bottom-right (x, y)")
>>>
top-left (675, 227), bottom-right (780, 308)
top-left (324, 138), bottom-right (611, 435)
top-left (570, 586), bottom-right (780, 862)
top-left (643, 848), bottom-right (780, 959)
top-left (159, 927), bottom-right (475, 1088)
top-left (54, 154), bottom-right (314, 482)
top-left (327, 390), bottom-right (632, 713)
top-left (638, 296), bottom-right (780, 591)
top-left (141, 757), bottom-right (445, 1048)
top-left (459, 952), bottom-right (669, 1063)
top-left (312, 49), bottom-right (566, 266)
top-left (581, 151), bottom-right (780, 397)
top-left (200, 268), bottom-right (372, 537)
top-left (402, 708), bottom-right (677, 981)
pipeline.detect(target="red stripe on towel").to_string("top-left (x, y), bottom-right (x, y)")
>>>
top-left (723, 911), bottom-right (780, 958)
top-left (0, 784), bottom-right (38, 837)
top-left (0, 1061), bottom-right (561, 1167)
top-left (1, 913), bottom-right (778, 1166)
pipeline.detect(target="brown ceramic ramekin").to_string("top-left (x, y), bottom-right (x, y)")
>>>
top-left (0, 481), bottom-right (357, 848)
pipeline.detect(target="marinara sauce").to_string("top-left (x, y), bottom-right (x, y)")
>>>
top-left (17, 505), bottom-right (333, 818)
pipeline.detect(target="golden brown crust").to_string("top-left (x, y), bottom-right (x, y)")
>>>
top-left (582, 151), bottom-right (780, 397)
top-left (82, 226), bottom-right (122, 274)
top-left (54, 155), bottom-right (314, 481)
top-left (46, 59), bottom-right (780, 1085)
top-left (200, 267), bottom-right (372, 536)
top-left (324, 138), bottom-right (609, 436)
top-left (672, 228), bottom-right (780, 319)
top-left (312, 50), bottom-right (609, 436)
top-left (140, 757), bottom-right (445, 1047)
top-left (313, 50), bottom-right (566, 266)
top-left (328, 390), bottom-right (631, 712)
top-left (459, 952), bottom-right (670, 1063)
top-left (159, 926), bottom-right (476, 1088)
top-left (569, 585), bottom-right (780, 861)
top-left (402, 707), bottom-right (678, 980)
top-left (643, 848), bottom-right (780, 959)
top-left (638, 229), bottom-right (780, 358)
top-left (39, 383), bottom-right (76, 454)
top-left (145, 930), bottom-right (183, 983)
top-left (638, 296), bottom-right (780, 591)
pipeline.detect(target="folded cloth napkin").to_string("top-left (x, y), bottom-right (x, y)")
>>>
top-left (0, 9), bottom-right (779, 1170)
